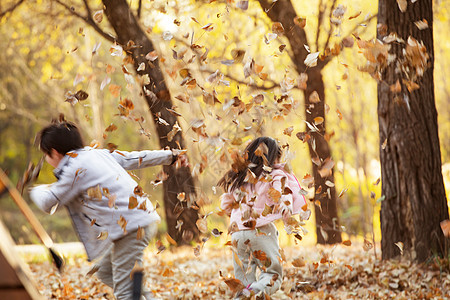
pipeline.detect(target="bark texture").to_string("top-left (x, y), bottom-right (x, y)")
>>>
top-left (102, 0), bottom-right (199, 243)
top-left (377, 0), bottom-right (448, 261)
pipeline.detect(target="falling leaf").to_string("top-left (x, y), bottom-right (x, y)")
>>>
top-left (211, 228), bottom-right (223, 237)
top-left (97, 231), bottom-right (108, 240)
top-left (128, 196), bottom-right (138, 209)
top-left (110, 44), bottom-right (124, 57)
top-left (309, 91), bottom-right (321, 103)
top-left (93, 10), bottom-right (103, 23)
top-left (397, 0), bottom-right (407, 12)
top-left (304, 52), bottom-right (320, 67)
top-left (108, 84), bottom-right (121, 97)
top-left (224, 278), bottom-right (245, 293)
top-left (136, 226), bottom-right (145, 240)
top-left (414, 19), bottom-right (429, 30)
top-left (272, 22), bottom-right (284, 35)
top-left (86, 265), bottom-right (100, 277)
top-left (440, 220), bottom-right (450, 237)
top-left (342, 240), bottom-right (352, 246)
top-left (236, 0), bottom-right (249, 10)
top-left (395, 241), bottom-right (404, 255)
top-left (314, 117), bottom-right (324, 125)
top-left (294, 16), bottom-right (306, 28)
top-left (283, 126), bottom-right (294, 136)
top-left (363, 239), bottom-right (373, 251)
top-left (105, 123), bottom-right (117, 132)
top-left (164, 233), bottom-right (177, 246)
top-left (348, 11), bottom-right (362, 20)
top-left (336, 109), bottom-right (343, 120)
top-left (390, 80), bottom-right (401, 93)
top-left (268, 188), bottom-right (281, 202)
top-left (202, 23), bottom-right (214, 31)
top-left (156, 240), bottom-right (166, 254)
top-left (292, 257), bottom-right (306, 267)
top-left (107, 193), bottom-right (116, 208)
top-left (87, 185), bottom-right (102, 200)
top-left (66, 152), bottom-right (78, 158)
top-left (117, 215), bottom-right (127, 234)
top-left (196, 218), bottom-right (208, 233)
top-left (338, 187), bottom-right (348, 198)
top-left (162, 268), bottom-right (174, 277)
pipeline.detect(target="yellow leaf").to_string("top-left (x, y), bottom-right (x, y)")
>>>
top-left (162, 268), bottom-right (174, 277)
top-left (97, 231), bottom-right (108, 240)
top-left (87, 185), bottom-right (102, 200)
top-left (292, 257), bottom-right (306, 267)
top-left (262, 204), bottom-right (273, 217)
top-left (66, 152), bottom-right (78, 158)
top-left (117, 215), bottom-right (127, 234)
top-left (108, 84), bottom-right (121, 97)
top-left (129, 196), bottom-right (138, 209)
top-left (397, 0), bottom-right (407, 12)
top-left (271, 22), bottom-right (284, 35)
top-left (309, 91), bottom-right (320, 103)
top-left (294, 16), bottom-right (306, 28)
top-left (342, 240), bottom-right (352, 246)
top-left (136, 226), bottom-right (145, 240)
top-left (196, 218), bottom-right (208, 233)
top-left (314, 117), bottom-right (324, 125)
top-left (177, 192), bottom-right (186, 201)
top-left (268, 188), bottom-right (281, 202)
top-left (224, 277), bottom-right (245, 293)
top-left (441, 220), bottom-right (450, 237)
top-left (166, 233), bottom-right (178, 245)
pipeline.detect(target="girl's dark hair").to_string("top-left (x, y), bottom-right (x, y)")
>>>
top-left (36, 121), bottom-right (84, 156)
top-left (217, 137), bottom-right (282, 191)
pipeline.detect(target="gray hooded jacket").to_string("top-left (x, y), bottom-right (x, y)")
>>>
top-left (30, 147), bottom-right (173, 261)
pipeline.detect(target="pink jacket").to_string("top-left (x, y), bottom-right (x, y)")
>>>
top-left (220, 164), bottom-right (306, 231)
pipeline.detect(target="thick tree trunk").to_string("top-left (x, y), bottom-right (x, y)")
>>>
top-left (258, 0), bottom-right (341, 244)
top-left (103, 0), bottom-right (199, 244)
top-left (377, 0), bottom-right (448, 261)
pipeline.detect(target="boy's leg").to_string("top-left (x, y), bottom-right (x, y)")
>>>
top-left (96, 249), bottom-right (113, 287)
top-left (111, 223), bottom-right (157, 300)
top-left (231, 230), bottom-right (257, 287)
top-left (248, 223), bottom-right (282, 296)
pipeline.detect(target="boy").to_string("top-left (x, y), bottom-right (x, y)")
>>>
top-left (30, 120), bottom-right (186, 299)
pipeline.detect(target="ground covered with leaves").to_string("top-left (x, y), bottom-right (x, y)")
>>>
top-left (23, 241), bottom-right (450, 300)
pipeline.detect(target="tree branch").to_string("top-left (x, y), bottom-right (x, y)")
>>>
top-left (314, 0), bottom-right (325, 51)
top-left (54, 0), bottom-right (116, 43)
top-left (0, 0), bottom-right (25, 19)
top-left (323, 0), bottom-right (339, 52)
top-left (137, 0), bottom-right (142, 19)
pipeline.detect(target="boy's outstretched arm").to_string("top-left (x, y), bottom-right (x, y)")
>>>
top-left (110, 149), bottom-right (174, 170)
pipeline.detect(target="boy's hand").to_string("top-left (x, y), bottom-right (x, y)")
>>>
top-left (172, 149), bottom-right (189, 168)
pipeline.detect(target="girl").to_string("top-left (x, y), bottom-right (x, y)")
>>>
top-left (218, 137), bottom-right (307, 299)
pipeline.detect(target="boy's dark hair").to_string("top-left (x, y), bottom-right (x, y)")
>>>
top-left (36, 121), bottom-right (84, 156)
top-left (217, 136), bottom-right (282, 191)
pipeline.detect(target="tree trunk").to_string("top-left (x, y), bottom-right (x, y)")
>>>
top-left (377, 0), bottom-right (448, 261)
top-left (258, 0), bottom-right (341, 244)
top-left (102, 0), bottom-right (199, 244)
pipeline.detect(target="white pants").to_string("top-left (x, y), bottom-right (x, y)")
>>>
top-left (96, 223), bottom-right (157, 300)
top-left (231, 223), bottom-right (282, 296)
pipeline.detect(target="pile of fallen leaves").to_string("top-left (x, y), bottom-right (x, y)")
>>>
top-left (27, 242), bottom-right (450, 299)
